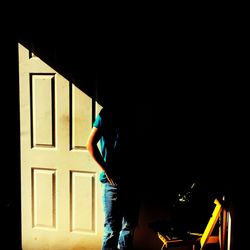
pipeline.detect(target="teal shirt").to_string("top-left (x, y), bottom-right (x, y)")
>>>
top-left (93, 108), bottom-right (122, 183)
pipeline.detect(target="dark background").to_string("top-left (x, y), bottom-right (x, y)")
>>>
top-left (1, 3), bottom-right (246, 249)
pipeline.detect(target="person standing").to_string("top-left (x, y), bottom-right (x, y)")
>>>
top-left (86, 103), bottom-right (140, 250)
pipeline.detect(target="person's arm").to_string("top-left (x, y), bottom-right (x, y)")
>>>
top-left (86, 127), bottom-right (116, 185)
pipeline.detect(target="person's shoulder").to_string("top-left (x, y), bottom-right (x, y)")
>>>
top-left (95, 108), bottom-right (110, 125)
top-left (93, 108), bottom-right (106, 128)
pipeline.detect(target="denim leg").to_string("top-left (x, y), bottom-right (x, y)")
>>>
top-left (118, 218), bottom-right (136, 250)
top-left (118, 186), bottom-right (140, 250)
top-left (102, 183), bottom-right (122, 250)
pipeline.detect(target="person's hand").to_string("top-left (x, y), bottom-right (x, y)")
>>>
top-left (105, 170), bottom-right (118, 186)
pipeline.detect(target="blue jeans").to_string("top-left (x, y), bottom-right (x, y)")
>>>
top-left (102, 182), bottom-right (139, 250)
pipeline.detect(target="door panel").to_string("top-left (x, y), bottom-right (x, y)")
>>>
top-left (19, 43), bottom-right (103, 250)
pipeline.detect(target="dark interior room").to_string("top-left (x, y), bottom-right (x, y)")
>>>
top-left (1, 4), bottom-right (245, 250)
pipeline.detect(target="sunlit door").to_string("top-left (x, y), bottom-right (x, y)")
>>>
top-left (18, 43), bottom-right (103, 250)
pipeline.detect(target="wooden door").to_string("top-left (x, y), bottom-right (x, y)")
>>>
top-left (18, 43), bottom-right (103, 250)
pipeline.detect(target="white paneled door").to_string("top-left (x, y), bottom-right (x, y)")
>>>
top-left (18, 43), bottom-right (103, 250)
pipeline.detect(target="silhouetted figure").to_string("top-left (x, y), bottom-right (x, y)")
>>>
top-left (87, 100), bottom-right (140, 250)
